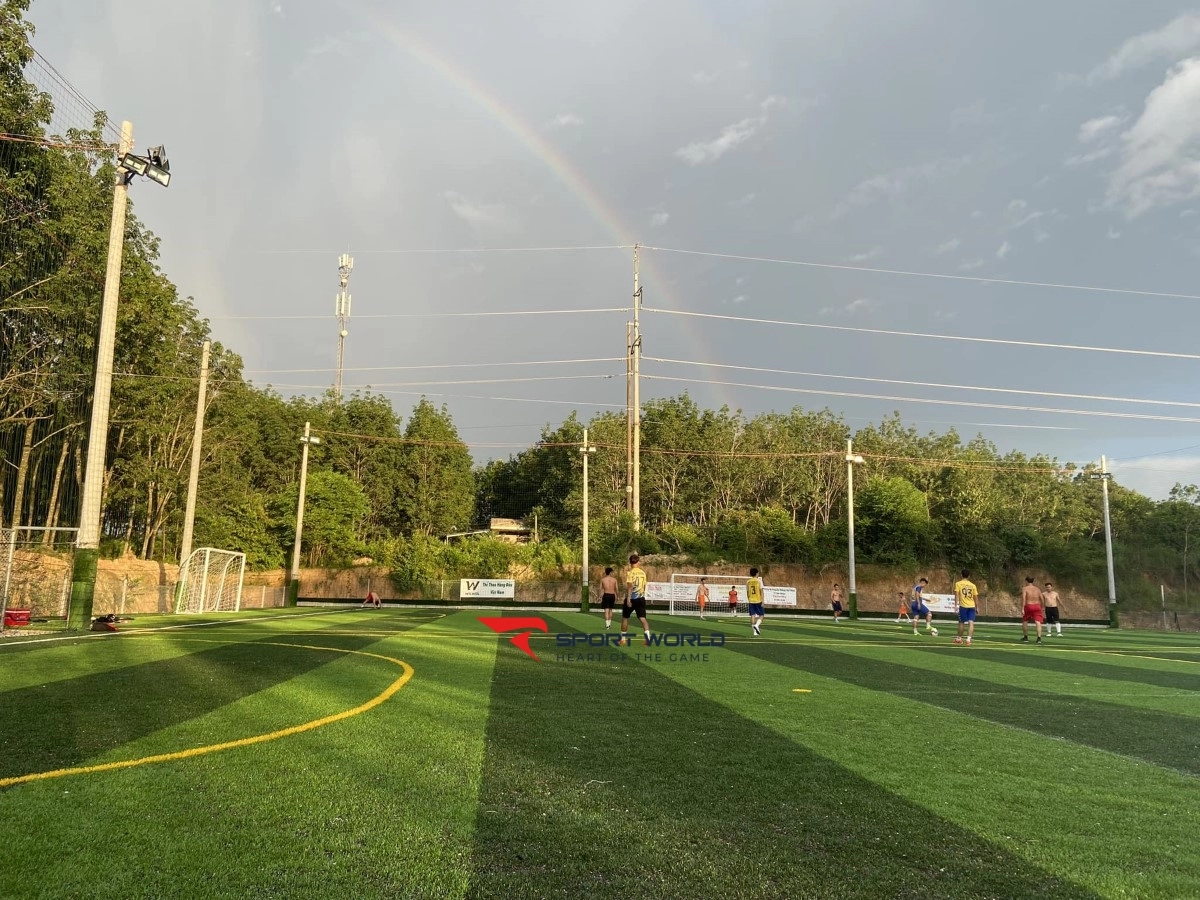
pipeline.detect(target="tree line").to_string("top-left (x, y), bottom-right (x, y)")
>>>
top-left (3, 0), bottom-right (1198, 608)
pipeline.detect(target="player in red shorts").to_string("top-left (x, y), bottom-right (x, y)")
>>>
top-left (1019, 576), bottom-right (1044, 645)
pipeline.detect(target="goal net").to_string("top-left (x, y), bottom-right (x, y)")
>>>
top-left (668, 573), bottom-right (752, 617)
top-left (1, 527), bottom-right (77, 628)
top-left (175, 548), bottom-right (246, 614)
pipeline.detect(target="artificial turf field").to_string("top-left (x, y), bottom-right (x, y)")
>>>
top-left (1, 608), bottom-right (1198, 899)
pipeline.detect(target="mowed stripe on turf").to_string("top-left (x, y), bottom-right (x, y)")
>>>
top-left (589, 614), bottom-right (1200, 900)
top-left (465, 612), bottom-right (1094, 900)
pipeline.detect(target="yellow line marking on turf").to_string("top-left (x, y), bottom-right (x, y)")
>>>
top-left (791, 688), bottom-right (812, 693)
top-left (0, 641), bottom-right (413, 789)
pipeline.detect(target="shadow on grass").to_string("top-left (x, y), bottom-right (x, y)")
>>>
top-left (728, 637), bottom-right (1200, 776)
top-left (920, 645), bottom-right (1200, 693)
top-left (466, 614), bottom-right (1094, 900)
top-left (0, 621), bottom-right (426, 781)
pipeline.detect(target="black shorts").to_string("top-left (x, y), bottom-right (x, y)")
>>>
top-left (832, 601), bottom-right (843, 612)
top-left (600, 593), bottom-right (617, 609)
top-left (623, 597), bottom-right (648, 620)
top-left (1045, 606), bottom-right (1060, 624)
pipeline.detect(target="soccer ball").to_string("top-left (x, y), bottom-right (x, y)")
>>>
top-left (930, 628), bottom-right (939, 636)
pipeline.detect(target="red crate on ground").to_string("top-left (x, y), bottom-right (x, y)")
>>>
top-left (3, 608), bottom-right (32, 628)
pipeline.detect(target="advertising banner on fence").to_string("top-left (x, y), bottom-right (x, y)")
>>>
top-left (460, 579), bottom-right (516, 599)
top-left (645, 582), bottom-right (797, 606)
top-left (922, 592), bottom-right (958, 614)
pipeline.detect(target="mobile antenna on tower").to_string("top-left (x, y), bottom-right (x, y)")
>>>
top-left (334, 252), bottom-right (354, 399)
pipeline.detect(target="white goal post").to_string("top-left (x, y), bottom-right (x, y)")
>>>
top-left (175, 548), bottom-right (246, 614)
top-left (666, 573), bottom-right (753, 617)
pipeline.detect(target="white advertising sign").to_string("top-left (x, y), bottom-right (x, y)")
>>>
top-left (921, 592), bottom-right (958, 614)
top-left (646, 582), bottom-right (797, 606)
top-left (460, 578), bottom-right (516, 599)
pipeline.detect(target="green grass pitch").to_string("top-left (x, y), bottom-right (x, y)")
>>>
top-left (1, 608), bottom-right (1198, 898)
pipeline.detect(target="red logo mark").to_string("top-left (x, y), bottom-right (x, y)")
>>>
top-left (478, 617), bottom-right (549, 661)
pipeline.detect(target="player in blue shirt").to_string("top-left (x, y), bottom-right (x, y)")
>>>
top-left (910, 577), bottom-right (936, 636)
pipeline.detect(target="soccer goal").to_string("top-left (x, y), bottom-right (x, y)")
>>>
top-left (668, 573), bottom-right (752, 617)
top-left (175, 548), bottom-right (246, 614)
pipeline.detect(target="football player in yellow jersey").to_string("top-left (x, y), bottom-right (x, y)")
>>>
top-left (953, 569), bottom-right (979, 646)
top-left (747, 567), bottom-right (765, 636)
top-left (618, 553), bottom-right (652, 646)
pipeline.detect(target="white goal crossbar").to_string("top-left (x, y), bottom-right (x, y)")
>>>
top-left (668, 573), bottom-right (752, 616)
top-left (175, 548), bottom-right (246, 614)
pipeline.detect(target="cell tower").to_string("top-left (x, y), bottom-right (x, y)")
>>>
top-left (334, 252), bottom-right (354, 399)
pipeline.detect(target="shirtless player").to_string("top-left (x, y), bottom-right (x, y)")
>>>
top-left (599, 567), bottom-right (619, 631)
top-left (1020, 576), bottom-right (1044, 645)
top-left (1043, 582), bottom-right (1064, 636)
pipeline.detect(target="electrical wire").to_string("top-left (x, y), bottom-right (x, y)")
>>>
top-left (643, 308), bottom-right (1200, 361)
top-left (210, 307), bottom-right (629, 321)
top-left (639, 244), bottom-right (1200, 303)
top-left (644, 356), bottom-right (1200, 410)
top-left (258, 244), bottom-right (634, 254)
top-left (257, 374), bottom-right (620, 390)
top-left (244, 356), bottom-right (625, 375)
top-left (642, 373), bottom-right (1200, 425)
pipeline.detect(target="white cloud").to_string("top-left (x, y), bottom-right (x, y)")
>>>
top-left (1088, 13), bottom-right (1200, 84)
top-left (735, 275), bottom-right (748, 286)
top-left (731, 192), bottom-right (757, 207)
top-left (270, 0), bottom-right (283, 15)
top-left (1065, 146), bottom-right (1115, 167)
top-left (996, 240), bottom-right (1011, 260)
top-left (675, 117), bottom-right (760, 165)
top-left (691, 70), bottom-right (719, 85)
top-left (844, 298), bottom-right (873, 315)
top-left (731, 294), bottom-right (749, 304)
top-left (846, 247), bottom-right (882, 262)
top-left (650, 211), bottom-right (670, 227)
top-left (675, 96), bottom-right (792, 166)
top-left (1078, 114), bottom-right (1125, 142)
top-left (442, 191), bottom-right (518, 234)
top-left (1181, 208), bottom-right (1198, 217)
top-left (1107, 225), bottom-right (1122, 239)
top-left (1035, 229), bottom-right (1051, 243)
top-left (833, 157), bottom-right (967, 216)
top-left (545, 112), bottom-right (584, 130)
top-left (1108, 58), bottom-right (1200, 217)
top-left (959, 258), bottom-right (985, 271)
top-left (970, 209), bottom-right (983, 219)
top-left (1110, 454), bottom-right (1200, 500)
top-left (932, 237), bottom-right (961, 255)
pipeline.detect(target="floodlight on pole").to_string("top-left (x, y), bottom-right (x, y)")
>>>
top-left (846, 439), bottom-right (865, 620)
top-left (118, 145), bottom-right (170, 188)
top-left (580, 429), bottom-right (597, 613)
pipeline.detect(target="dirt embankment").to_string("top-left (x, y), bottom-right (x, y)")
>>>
top-left (1, 551), bottom-right (1111, 621)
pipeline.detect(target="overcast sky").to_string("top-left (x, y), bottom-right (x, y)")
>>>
top-left (27, 0), bottom-right (1200, 497)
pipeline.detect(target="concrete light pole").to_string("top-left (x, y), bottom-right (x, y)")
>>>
top-left (846, 439), bottom-right (865, 620)
top-left (288, 422), bottom-right (321, 606)
top-left (580, 428), bottom-right (596, 613)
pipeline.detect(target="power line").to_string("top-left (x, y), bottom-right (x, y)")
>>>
top-left (645, 356), bottom-right (1200, 410)
top-left (642, 373), bottom-right (1200, 425)
top-left (257, 374), bottom-right (620, 390)
top-left (210, 307), bottom-right (629, 321)
top-left (644, 308), bottom-right (1200, 362)
top-left (640, 244), bottom-right (1200, 303)
top-left (258, 244), bottom-right (633, 255)
top-left (245, 356), bottom-right (625, 375)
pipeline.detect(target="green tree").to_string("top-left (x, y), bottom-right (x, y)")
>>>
top-left (395, 399), bottom-right (473, 537)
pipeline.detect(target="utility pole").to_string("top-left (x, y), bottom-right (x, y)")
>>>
top-left (288, 422), bottom-right (321, 606)
top-left (1098, 454), bottom-right (1119, 628)
top-left (631, 244), bottom-right (642, 530)
top-left (178, 339), bottom-right (211, 567)
top-left (70, 120), bottom-right (133, 631)
top-left (580, 428), bottom-right (596, 613)
top-left (334, 253), bottom-right (354, 400)
top-left (846, 439), bottom-right (865, 620)
top-left (625, 320), bottom-right (633, 514)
